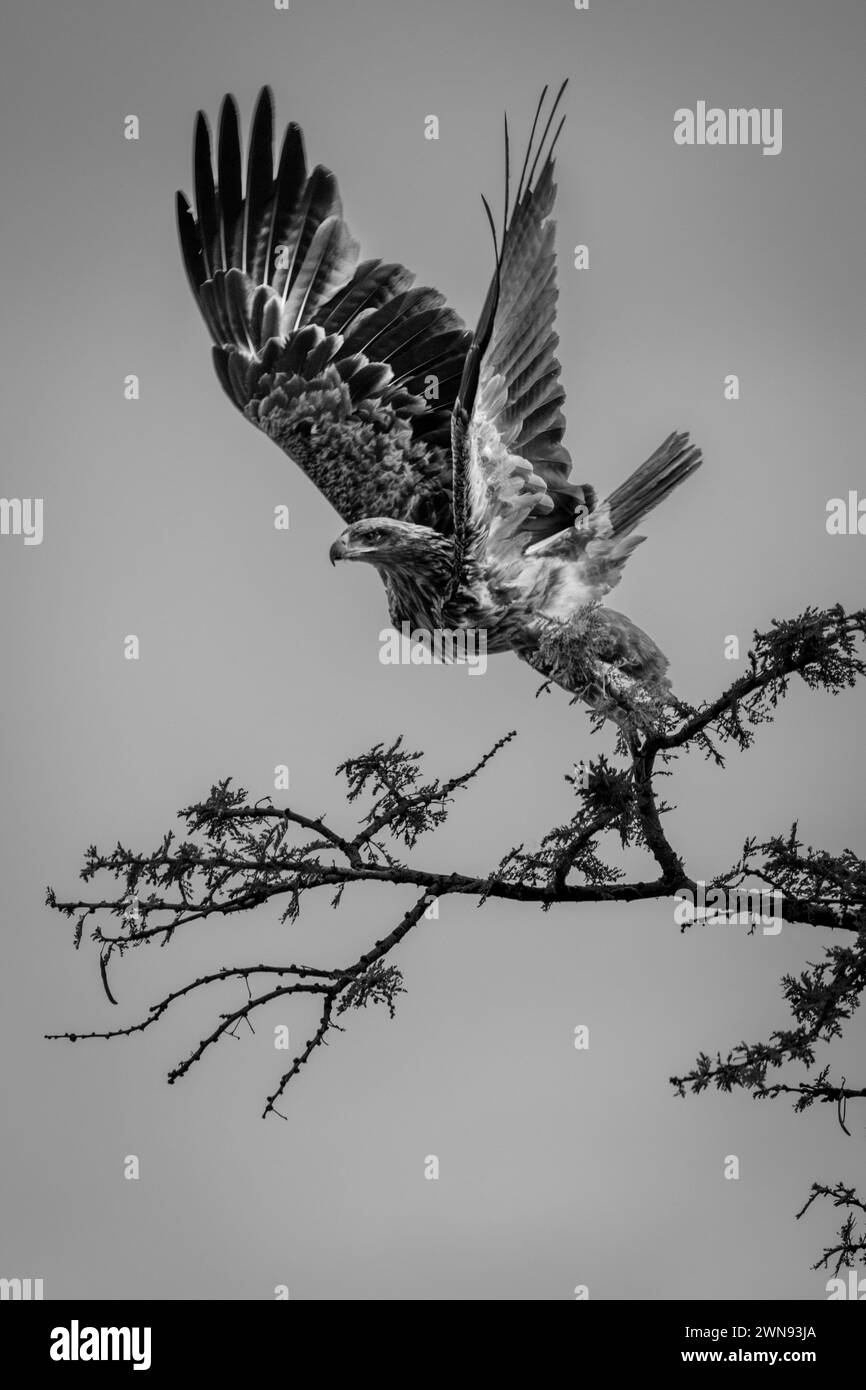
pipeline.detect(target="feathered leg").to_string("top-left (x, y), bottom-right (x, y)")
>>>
top-left (518, 604), bottom-right (675, 733)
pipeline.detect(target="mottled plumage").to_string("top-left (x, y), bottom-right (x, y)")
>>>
top-left (177, 85), bottom-right (703, 723)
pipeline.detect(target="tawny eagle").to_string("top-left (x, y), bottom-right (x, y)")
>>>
top-left (176, 84), bottom-right (702, 723)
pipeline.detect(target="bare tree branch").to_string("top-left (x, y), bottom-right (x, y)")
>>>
top-left (45, 603), bottom-right (866, 1272)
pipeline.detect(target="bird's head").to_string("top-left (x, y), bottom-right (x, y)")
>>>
top-left (329, 518), bottom-right (451, 576)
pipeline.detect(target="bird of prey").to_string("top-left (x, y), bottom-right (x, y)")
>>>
top-left (177, 83), bottom-right (702, 726)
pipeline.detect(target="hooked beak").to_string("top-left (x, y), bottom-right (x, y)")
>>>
top-left (329, 535), bottom-right (349, 566)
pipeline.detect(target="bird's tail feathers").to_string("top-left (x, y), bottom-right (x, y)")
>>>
top-left (604, 431), bottom-right (702, 538)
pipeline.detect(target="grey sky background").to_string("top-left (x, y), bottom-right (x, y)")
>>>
top-left (1, 0), bottom-right (864, 1299)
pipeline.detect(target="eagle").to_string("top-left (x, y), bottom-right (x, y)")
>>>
top-left (176, 83), bottom-right (702, 726)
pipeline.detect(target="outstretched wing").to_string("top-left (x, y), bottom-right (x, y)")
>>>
top-left (449, 86), bottom-right (702, 611)
top-left (449, 82), bottom-right (596, 589)
top-left (177, 88), bottom-right (472, 530)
